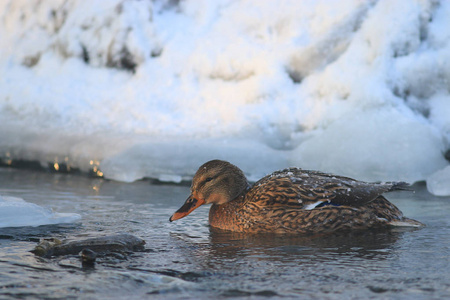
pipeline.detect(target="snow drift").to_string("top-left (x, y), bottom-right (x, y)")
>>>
top-left (0, 0), bottom-right (449, 195)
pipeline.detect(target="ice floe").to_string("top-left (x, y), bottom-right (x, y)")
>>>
top-left (0, 195), bottom-right (81, 228)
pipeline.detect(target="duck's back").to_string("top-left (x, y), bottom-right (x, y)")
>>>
top-left (209, 168), bottom-right (423, 234)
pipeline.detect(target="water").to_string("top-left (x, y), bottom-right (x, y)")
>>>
top-left (0, 167), bottom-right (449, 299)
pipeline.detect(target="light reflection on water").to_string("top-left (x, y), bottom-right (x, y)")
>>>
top-left (0, 167), bottom-right (449, 299)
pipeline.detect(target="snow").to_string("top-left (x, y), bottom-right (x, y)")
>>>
top-left (293, 108), bottom-right (446, 183)
top-left (0, 0), bottom-right (449, 195)
top-left (427, 166), bottom-right (450, 197)
top-left (0, 195), bottom-right (81, 228)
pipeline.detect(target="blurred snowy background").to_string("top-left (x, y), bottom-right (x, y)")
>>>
top-left (1, 0), bottom-right (449, 195)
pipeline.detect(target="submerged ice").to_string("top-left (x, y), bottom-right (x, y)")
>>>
top-left (0, 0), bottom-right (449, 195)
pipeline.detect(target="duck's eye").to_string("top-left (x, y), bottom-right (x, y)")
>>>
top-left (205, 177), bottom-right (213, 182)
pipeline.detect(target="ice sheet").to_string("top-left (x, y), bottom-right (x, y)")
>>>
top-left (0, 195), bottom-right (81, 228)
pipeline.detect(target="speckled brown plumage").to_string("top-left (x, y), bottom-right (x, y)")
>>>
top-left (170, 160), bottom-right (424, 234)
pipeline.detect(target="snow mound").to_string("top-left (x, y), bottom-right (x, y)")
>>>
top-left (0, 0), bottom-right (449, 186)
top-left (427, 166), bottom-right (450, 196)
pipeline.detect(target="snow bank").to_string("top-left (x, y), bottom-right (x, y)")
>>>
top-left (427, 166), bottom-right (450, 197)
top-left (0, 0), bottom-right (449, 194)
top-left (0, 196), bottom-right (81, 228)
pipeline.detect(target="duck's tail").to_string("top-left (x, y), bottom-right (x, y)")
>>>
top-left (387, 181), bottom-right (413, 192)
top-left (389, 217), bottom-right (425, 227)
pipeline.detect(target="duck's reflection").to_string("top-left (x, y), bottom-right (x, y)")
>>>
top-left (170, 226), bottom-right (420, 271)
top-left (212, 228), bottom-right (404, 255)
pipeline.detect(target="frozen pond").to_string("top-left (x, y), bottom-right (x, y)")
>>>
top-left (0, 167), bottom-right (449, 299)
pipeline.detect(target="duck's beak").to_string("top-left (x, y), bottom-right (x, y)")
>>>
top-left (169, 195), bottom-right (206, 222)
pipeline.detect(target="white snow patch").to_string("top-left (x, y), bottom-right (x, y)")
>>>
top-left (292, 108), bottom-right (448, 183)
top-left (0, 0), bottom-right (449, 188)
top-left (427, 165), bottom-right (450, 196)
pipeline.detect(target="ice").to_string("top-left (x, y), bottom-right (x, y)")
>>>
top-left (427, 166), bottom-right (450, 197)
top-left (0, 195), bottom-right (81, 228)
top-left (0, 0), bottom-right (449, 187)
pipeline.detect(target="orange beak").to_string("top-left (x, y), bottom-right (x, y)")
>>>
top-left (169, 195), bottom-right (206, 222)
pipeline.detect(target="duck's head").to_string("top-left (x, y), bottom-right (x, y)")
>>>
top-left (169, 160), bottom-right (249, 222)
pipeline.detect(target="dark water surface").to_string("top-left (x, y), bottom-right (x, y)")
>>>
top-left (0, 168), bottom-right (449, 299)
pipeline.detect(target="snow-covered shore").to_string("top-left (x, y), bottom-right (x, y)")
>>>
top-left (1, 0), bottom-right (449, 195)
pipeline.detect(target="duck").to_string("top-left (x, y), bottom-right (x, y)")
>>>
top-left (169, 160), bottom-right (424, 234)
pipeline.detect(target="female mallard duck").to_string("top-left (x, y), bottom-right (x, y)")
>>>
top-left (170, 160), bottom-right (424, 234)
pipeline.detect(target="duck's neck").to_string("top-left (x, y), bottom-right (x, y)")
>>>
top-left (208, 194), bottom-right (246, 231)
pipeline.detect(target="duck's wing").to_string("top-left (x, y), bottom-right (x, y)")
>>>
top-left (248, 168), bottom-right (410, 209)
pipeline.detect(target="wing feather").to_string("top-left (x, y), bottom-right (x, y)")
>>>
top-left (246, 168), bottom-right (410, 209)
